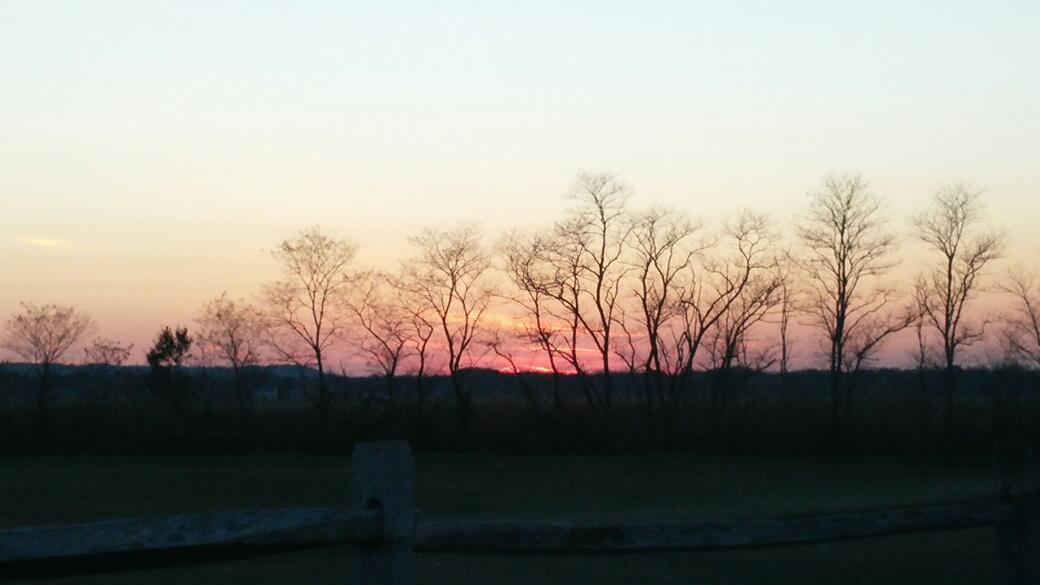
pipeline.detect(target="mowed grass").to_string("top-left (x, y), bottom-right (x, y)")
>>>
top-left (0, 453), bottom-right (1021, 584)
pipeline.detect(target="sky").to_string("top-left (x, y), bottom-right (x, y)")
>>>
top-left (1, 1), bottom-right (1038, 367)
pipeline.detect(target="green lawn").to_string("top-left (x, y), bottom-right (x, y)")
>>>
top-left (0, 454), bottom-right (1021, 584)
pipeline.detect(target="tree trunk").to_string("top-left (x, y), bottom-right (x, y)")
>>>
top-left (233, 366), bottom-right (253, 448)
top-left (944, 358), bottom-right (956, 445)
top-left (551, 373), bottom-right (561, 414)
top-left (710, 366), bottom-right (729, 445)
top-left (315, 352), bottom-right (330, 443)
top-left (413, 364), bottom-right (432, 446)
top-left (449, 369), bottom-right (471, 436)
top-left (385, 372), bottom-right (396, 411)
top-left (415, 365), bottom-right (427, 420)
top-left (36, 362), bottom-right (51, 449)
top-left (829, 364), bottom-right (843, 445)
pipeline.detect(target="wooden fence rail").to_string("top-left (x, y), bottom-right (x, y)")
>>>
top-left (1, 441), bottom-right (1036, 584)
top-left (0, 508), bottom-right (382, 576)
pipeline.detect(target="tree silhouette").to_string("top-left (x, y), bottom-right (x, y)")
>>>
top-left (263, 226), bottom-right (356, 425)
top-left (83, 337), bottom-right (133, 368)
top-left (2, 302), bottom-right (94, 439)
top-left (1002, 268), bottom-right (1040, 369)
top-left (705, 232), bottom-right (785, 429)
top-left (628, 207), bottom-right (704, 412)
top-left (539, 173), bottom-right (633, 412)
top-left (402, 224), bottom-right (493, 434)
top-left (672, 211), bottom-right (774, 407)
top-left (146, 325), bottom-right (193, 413)
top-left (500, 231), bottom-right (566, 412)
top-left (797, 175), bottom-right (908, 439)
top-left (912, 185), bottom-right (1004, 437)
top-left (344, 270), bottom-right (412, 409)
top-left (146, 326), bottom-right (193, 370)
top-left (196, 293), bottom-right (265, 419)
top-left (397, 280), bottom-right (437, 426)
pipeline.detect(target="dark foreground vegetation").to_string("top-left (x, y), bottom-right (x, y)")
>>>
top-left (0, 364), bottom-right (1036, 458)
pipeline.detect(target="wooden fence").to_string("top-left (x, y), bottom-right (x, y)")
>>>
top-left (1, 441), bottom-right (1036, 584)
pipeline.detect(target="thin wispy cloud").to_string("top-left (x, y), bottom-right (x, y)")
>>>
top-left (14, 236), bottom-right (66, 248)
top-left (12, 236), bottom-right (109, 252)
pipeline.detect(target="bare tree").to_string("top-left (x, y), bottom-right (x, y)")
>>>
top-left (2, 302), bottom-right (94, 435)
top-left (262, 226), bottom-right (356, 421)
top-left (672, 210), bottom-right (775, 406)
top-left (700, 215), bottom-right (785, 427)
top-left (539, 216), bottom-right (601, 411)
top-left (499, 231), bottom-right (566, 412)
top-left (1002, 268), bottom-right (1040, 369)
top-left (344, 270), bottom-right (413, 409)
top-left (83, 337), bottom-right (133, 367)
top-left (540, 173), bottom-right (633, 412)
top-left (628, 207), bottom-right (704, 411)
top-left (706, 261), bottom-right (785, 418)
top-left (402, 292), bottom-right (437, 421)
top-left (797, 174), bottom-right (904, 437)
top-left (912, 185), bottom-right (1004, 433)
top-left (196, 293), bottom-right (265, 417)
top-left (402, 224), bottom-right (493, 433)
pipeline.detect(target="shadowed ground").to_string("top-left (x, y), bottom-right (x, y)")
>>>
top-left (1, 454), bottom-right (1025, 584)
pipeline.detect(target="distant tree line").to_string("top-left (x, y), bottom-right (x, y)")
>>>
top-left (3, 173), bottom-right (1039, 454)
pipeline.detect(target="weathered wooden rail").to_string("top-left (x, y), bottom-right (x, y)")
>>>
top-left (1, 441), bottom-right (1036, 583)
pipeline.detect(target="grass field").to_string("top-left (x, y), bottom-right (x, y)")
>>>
top-left (1, 453), bottom-right (1025, 584)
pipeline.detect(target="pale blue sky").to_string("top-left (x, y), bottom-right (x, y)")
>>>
top-left (1, 1), bottom-right (1038, 354)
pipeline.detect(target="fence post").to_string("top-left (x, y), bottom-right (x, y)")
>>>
top-left (351, 441), bottom-right (415, 585)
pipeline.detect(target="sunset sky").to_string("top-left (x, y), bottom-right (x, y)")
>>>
top-left (2, 1), bottom-right (1038, 368)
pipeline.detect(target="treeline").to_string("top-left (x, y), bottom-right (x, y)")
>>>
top-left (3, 172), bottom-right (1040, 455)
top-left (0, 363), bottom-right (1035, 456)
